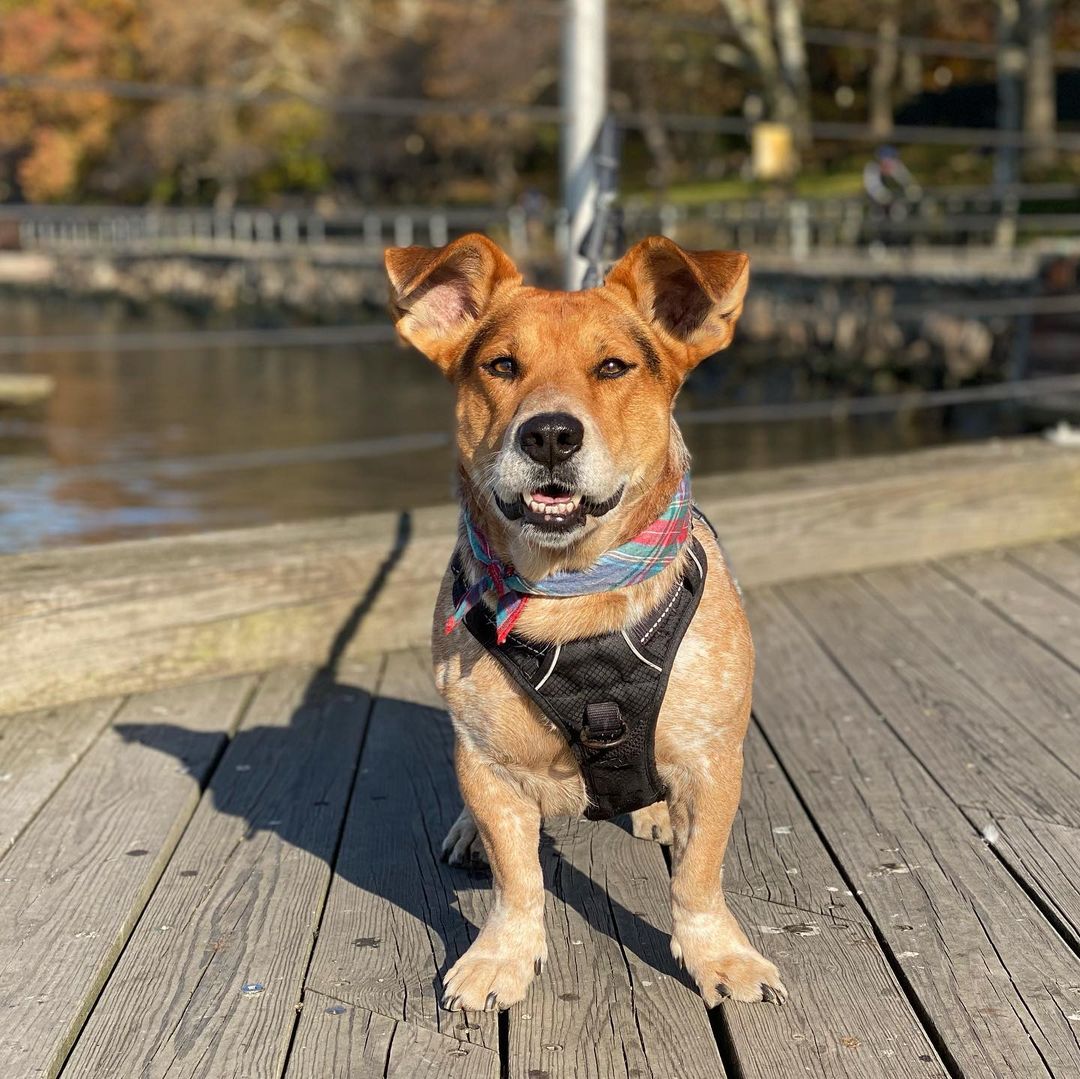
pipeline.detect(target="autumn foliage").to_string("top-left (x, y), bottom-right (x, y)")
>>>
top-left (0, 0), bottom-right (1077, 206)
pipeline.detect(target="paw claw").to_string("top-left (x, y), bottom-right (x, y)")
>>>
top-left (715, 982), bottom-right (730, 999)
top-left (534, 957), bottom-right (544, 975)
top-left (485, 992), bottom-right (498, 1011)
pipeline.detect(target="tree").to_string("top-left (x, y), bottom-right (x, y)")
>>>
top-left (1023, 0), bottom-right (1056, 170)
top-left (718, 0), bottom-right (811, 143)
top-left (869, 0), bottom-right (901, 139)
top-left (0, 0), bottom-right (141, 201)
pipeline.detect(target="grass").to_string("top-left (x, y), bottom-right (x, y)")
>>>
top-left (625, 171), bottom-right (869, 206)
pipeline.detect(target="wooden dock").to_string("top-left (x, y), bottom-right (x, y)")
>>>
top-left (1, 439), bottom-right (1079, 1078)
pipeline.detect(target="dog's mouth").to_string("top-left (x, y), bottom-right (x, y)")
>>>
top-left (495, 483), bottom-right (624, 533)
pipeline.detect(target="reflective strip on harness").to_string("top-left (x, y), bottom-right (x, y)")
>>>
top-left (452, 533), bottom-right (709, 820)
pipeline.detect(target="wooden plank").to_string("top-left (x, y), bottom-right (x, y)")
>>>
top-left (987, 815), bottom-right (1080, 955)
top-left (697, 437), bottom-right (1080, 589)
top-left (513, 723), bottom-right (943, 1079)
top-left (63, 661), bottom-right (378, 1079)
top-left (749, 587), bottom-right (1080, 1078)
top-left (0, 697), bottom-right (120, 851)
top-left (0, 507), bottom-right (435, 716)
top-left (0, 675), bottom-right (255, 1079)
top-left (509, 813), bottom-right (724, 1079)
top-left (1, 438), bottom-right (1077, 714)
top-left (288, 989), bottom-right (499, 1079)
top-left (719, 730), bottom-right (943, 1076)
top-left (1009, 540), bottom-right (1080, 601)
top-left (942, 548), bottom-right (1080, 670)
top-left (301, 648), bottom-right (500, 1054)
top-left (860, 561), bottom-right (1080, 781)
top-left (782, 573), bottom-right (1080, 826)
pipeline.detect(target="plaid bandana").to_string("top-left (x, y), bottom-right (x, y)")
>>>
top-left (446, 473), bottom-right (692, 645)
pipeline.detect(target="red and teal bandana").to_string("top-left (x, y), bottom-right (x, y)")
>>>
top-left (446, 474), bottom-right (692, 645)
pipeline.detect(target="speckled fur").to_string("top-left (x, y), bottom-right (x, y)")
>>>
top-left (386, 233), bottom-right (786, 1011)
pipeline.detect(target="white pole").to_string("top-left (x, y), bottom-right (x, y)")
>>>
top-left (561, 0), bottom-right (606, 290)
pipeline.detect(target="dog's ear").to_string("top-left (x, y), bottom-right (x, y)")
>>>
top-left (604, 236), bottom-right (749, 371)
top-left (384, 233), bottom-right (522, 373)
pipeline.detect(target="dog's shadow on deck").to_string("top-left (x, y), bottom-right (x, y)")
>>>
top-left (116, 510), bottom-right (694, 1012)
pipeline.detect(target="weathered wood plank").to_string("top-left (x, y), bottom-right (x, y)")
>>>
top-left (0, 675), bottom-right (255, 1079)
top-left (1, 438), bottom-right (1077, 715)
top-left (1009, 540), bottom-right (1080, 602)
top-left (860, 561), bottom-right (1080, 781)
top-left (302, 648), bottom-right (500, 1052)
top-left (748, 587), bottom-right (1080, 1078)
top-left (987, 815), bottom-right (1080, 955)
top-left (63, 662), bottom-right (377, 1079)
top-left (782, 573), bottom-right (1080, 826)
top-left (509, 813), bottom-right (724, 1079)
top-left (287, 990), bottom-right (499, 1079)
top-left (696, 437), bottom-right (1080, 589)
top-left (941, 549), bottom-right (1080, 670)
top-left (0, 697), bottom-right (120, 851)
top-left (720, 729), bottom-right (944, 1076)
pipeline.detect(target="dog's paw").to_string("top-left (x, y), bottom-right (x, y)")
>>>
top-left (440, 808), bottom-right (489, 867)
top-left (630, 802), bottom-right (673, 844)
top-left (672, 936), bottom-right (786, 1008)
top-left (442, 934), bottom-right (547, 1011)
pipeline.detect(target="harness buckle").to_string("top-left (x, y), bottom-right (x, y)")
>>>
top-left (581, 701), bottom-right (627, 749)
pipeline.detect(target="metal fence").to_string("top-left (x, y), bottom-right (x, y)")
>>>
top-left (4, 182), bottom-right (1079, 262)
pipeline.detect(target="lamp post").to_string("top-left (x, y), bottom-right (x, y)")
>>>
top-left (561, 0), bottom-right (607, 289)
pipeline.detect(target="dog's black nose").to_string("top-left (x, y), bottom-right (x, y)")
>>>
top-left (518, 412), bottom-right (584, 468)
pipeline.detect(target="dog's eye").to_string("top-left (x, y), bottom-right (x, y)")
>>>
top-left (596, 357), bottom-right (632, 379)
top-left (484, 356), bottom-right (518, 379)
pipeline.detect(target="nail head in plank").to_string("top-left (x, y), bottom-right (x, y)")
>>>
top-left (0, 675), bottom-right (255, 1079)
top-left (63, 662), bottom-right (377, 1079)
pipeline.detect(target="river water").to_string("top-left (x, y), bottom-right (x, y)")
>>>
top-left (0, 293), bottom-right (1029, 554)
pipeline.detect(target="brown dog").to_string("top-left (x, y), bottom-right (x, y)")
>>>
top-left (384, 233), bottom-right (785, 1012)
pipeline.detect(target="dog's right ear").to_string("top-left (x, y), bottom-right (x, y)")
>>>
top-left (384, 233), bottom-right (521, 374)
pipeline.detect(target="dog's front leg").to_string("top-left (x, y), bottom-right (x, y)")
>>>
top-left (442, 738), bottom-right (546, 1011)
top-left (667, 740), bottom-right (787, 1007)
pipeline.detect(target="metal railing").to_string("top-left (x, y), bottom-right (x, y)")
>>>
top-left (4, 182), bottom-right (1079, 262)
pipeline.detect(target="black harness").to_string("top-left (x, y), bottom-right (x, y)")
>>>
top-left (451, 531), bottom-right (709, 820)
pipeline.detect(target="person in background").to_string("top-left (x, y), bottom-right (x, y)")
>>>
top-left (863, 145), bottom-right (923, 250)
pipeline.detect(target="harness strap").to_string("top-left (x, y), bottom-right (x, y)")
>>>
top-left (451, 530), bottom-right (709, 820)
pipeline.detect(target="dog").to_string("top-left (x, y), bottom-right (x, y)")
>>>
top-left (383, 232), bottom-right (785, 1013)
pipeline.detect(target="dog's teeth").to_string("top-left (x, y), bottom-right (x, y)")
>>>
top-left (525, 493), bottom-right (581, 517)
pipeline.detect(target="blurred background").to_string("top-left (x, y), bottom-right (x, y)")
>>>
top-left (0, 0), bottom-right (1078, 553)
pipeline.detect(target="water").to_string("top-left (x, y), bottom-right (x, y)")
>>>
top-left (0, 293), bottom-right (1026, 554)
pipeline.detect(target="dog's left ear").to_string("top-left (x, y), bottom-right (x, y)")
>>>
top-left (385, 233), bottom-right (522, 374)
top-left (605, 236), bottom-right (749, 371)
